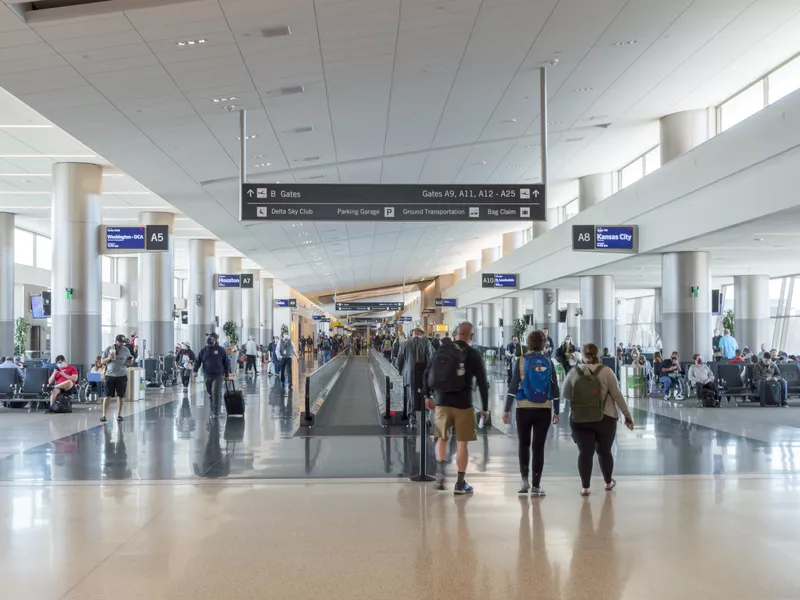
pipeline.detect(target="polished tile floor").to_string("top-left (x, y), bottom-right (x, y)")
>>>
top-left (2, 356), bottom-right (800, 598)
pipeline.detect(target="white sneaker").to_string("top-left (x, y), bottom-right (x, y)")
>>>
top-left (675, 393), bottom-right (684, 400)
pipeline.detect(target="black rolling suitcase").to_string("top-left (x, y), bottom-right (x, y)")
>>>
top-left (224, 379), bottom-right (245, 416)
top-left (759, 380), bottom-right (781, 407)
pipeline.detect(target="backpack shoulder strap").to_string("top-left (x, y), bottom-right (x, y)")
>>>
top-left (519, 353), bottom-right (525, 382)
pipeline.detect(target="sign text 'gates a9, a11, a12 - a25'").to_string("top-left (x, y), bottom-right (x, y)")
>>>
top-left (241, 184), bottom-right (546, 222)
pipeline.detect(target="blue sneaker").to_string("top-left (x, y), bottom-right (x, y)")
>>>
top-left (454, 481), bottom-right (473, 495)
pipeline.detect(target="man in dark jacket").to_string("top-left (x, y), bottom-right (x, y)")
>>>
top-left (193, 332), bottom-right (230, 418)
top-left (753, 352), bottom-right (789, 406)
top-left (397, 328), bottom-right (434, 428)
top-left (424, 322), bottom-right (488, 495)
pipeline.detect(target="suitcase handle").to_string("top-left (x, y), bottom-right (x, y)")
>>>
top-left (225, 378), bottom-right (236, 393)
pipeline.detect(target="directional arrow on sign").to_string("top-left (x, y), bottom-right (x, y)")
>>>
top-left (247, 189), bottom-right (255, 197)
top-left (532, 190), bottom-right (540, 198)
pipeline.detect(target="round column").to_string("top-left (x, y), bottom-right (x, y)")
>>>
top-left (116, 257), bottom-right (138, 338)
top-left (661, 252), bottom-right (712, 360)
top-left (502, 230), bottom-right (524, 256)
top-left (466, 307), bottom-right (480, 332)
top-left (566, 302), bottom-right (580, 342)
top-left (51, 163), bottom-right (102, 369)
top-left (453, 267), bottom-right (464, 284)
top-left (188, 239), bottom-right (215, 352)
top-left (139, 212), bottom-right (174, 357)
top-left (653, 288), bottom-right (663, 343)
top-left (260, 277), bottom-right (274, 344)
top-left (532, 288), bottom-right (558, 336)
top-left (241, 269), bottom-right (260, 343)
top-left (502, 297), bottom-right (516, 346)
top-left (480, 303), bottom-right (498, 348)
top-left (579, 275), bottom-right (615, 351)
top-left (615, 298), bottom-right (627, 347)
top-left (0, 213), bottom-right (14, 357)
top-left (660, 110), bottom-right (710, 164)
top-left (217, 256), bottom-right (242, 341)
top-left (734, 275), bottom-right (770, 351)
top-left (578, 172), bottom-right (613, 212)
top-left (465, 259), bottom-right (480, 277)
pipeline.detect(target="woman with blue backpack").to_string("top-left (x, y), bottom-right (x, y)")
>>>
top-left (503, 330), bottom-right (560, 497)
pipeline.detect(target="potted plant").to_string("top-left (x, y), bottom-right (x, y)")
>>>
top-left (222, 320), bottom-right (239, 347)
top-left (14, 317), bottom-right (30, 357)
top-left (722, 309), bottom-right (734, 335)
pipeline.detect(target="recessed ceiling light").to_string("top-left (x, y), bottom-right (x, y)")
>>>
top-left (262, 25), bottom-right (291, 38)
top-left (566, 137), bottom-right (584, 142)
top-left (177, 39), bottom-right (207, 47)
top-left (503, 118), bottom-right (517, 123)
top-left (611, 40), bottom-right (637, 46)
top-left (286, 126), bottom-right (315, 134)
top-left (253, 163), bottom-right (271, 168)
top-left (213, 96), bottom-right (238, 103)
top-left (573, 88), bottom-right (593, 92)
top-left (237, 134), bottom-right (257, 140)
top-left (754, 237), bottom-right (763, 242)
top-left (266, 85), bottom-right (305, 96)
top-left (0, 124), bottom-right (53, 129)
top-left (547, 121), bottom-right (562, 126)
top-left (253, 155), bottom-right (264, 159)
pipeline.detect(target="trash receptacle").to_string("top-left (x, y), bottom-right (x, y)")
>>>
top-left (126, 367), bottom-right (144, 402)
top-left (621, 364), bottom-right (646, 398)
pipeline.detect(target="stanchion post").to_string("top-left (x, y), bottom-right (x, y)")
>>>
top-left (301, 375), bottom-right (314, 425)
top-left (408, 389), bottom-right (435, 482)
top-left (384, 375), bottom-right (391, 420)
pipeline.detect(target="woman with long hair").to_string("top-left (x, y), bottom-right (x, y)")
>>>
top-left (562, 343), bottom-right (634, 496)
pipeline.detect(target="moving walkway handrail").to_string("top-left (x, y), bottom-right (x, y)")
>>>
top-left (301, 353), bottom-right (348, 425)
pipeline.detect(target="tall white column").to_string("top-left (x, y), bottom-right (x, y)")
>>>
top-left (578, 172), bottom-right (613, 212)
top-left (579, 275), bottom-right (615, 351)
top-left (0, 213), bottom-right (14, 357)
top-left (734, 275), bottom-right (770, 352)
top-left (466, 307), bottom-right (480, 330)
top-left (241, 269), bottom-right (260, 343)
top-left (661, 252), bottom-right (712, 360)
top-left (465, 259), bottom-right (480, 277)
top-left (566, 301), bottom-right (580, 342)
top-left (653, 288), bottom-right (662, 342)
top-left (502, 230), bottom-right (524, 256)
top-left (139, 212), bottom-right (174, 356)
top-left (502, 297), bottom-right (515, 347)
top-left (260, 277), bottom-right (274, 344)
top-left (660, 109), bottom-right (710, 164)
top-left (453, 267), bottom-right (464, 284)
top-left (217, 256), bottom-right (242, 342)
top-left (188, 239), bottom-right (215, 352)
top-left (116, 257), bottom-right (138, 338)
top-left (532, 288), bottom-right (558, 335)
top-left (51, 163), bottom-right (102, 369)
top-left (481, 303), bottom-right (498, 348)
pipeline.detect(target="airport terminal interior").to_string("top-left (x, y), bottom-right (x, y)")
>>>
top-left (1, 0), bottom-right (800, 598)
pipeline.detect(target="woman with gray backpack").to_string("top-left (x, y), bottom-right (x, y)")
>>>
top-left (562, 343), bottom-right (635, 496)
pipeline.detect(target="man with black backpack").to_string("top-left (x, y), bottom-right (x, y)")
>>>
top-left (424, 322), bottom-right (489, 495)
top-left (278, 331), bottom-right (299, 387)
top-left (397, 328), bottom-right (434, 429)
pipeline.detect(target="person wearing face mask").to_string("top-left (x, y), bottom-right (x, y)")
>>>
top-left (244, 335), bottom-right (259, 374)
top-left (753, 352), bottom-right (789, 407)
top-left (278, 332), bottom-right (299, 387)
top-left (541, 328), bottom-right (554, 358)
top-left (556, 335), bottom-right (577, 373)
top-left (193, 332), bottom-right (231, 419)
top-left (47, 355), bottom-right (78, 413)
top-left (659, 352), bottom-right (684, 400)
top-left (505, 335), bottom-right (522, 385)
top-left (100, 334), bottom-right (133, 422)
top-left (687, 355), bottom-right (720, 407)
top-left (177, 342), bottom-right (195, 391)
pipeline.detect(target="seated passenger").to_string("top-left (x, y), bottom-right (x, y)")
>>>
top-left (753, 352), bottom-right (789, 407)
top-left (659, 352), bottom-right (684, 400)
top-left (687, 355), bottom-right (720, 407)
top-left (0, 356), bottom-right (24, 380)
top-left (777, 351), bottom-right (792, 364)
top-left (602, 347), bottom-right (610, 358)
top-left (729, 349), bottom-right (745, 363)
top-left (90, 356), bottom-right (105, 377)
top-left (741, 346), bottom-right (751, 360)
top-left (47, 355), bottom-right (78, 411)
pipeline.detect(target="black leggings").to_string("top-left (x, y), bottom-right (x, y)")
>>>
top-left (516, 408), bottom-right (551, 487)
top-left (570, 416), bottom-right (618, 489)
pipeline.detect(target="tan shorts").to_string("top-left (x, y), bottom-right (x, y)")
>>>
top-left (434, 406), bottom-right (477, 442)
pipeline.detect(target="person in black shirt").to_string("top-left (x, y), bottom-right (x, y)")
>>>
top-left (505, 335), bottom-right (522, 384)
top-left (424, 322), bottom-right (488, 495)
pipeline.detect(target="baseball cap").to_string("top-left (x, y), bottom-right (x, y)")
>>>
top-left (115, 334), bottom-right (127, 343)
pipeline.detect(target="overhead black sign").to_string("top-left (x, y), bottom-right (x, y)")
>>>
top-left (572, 225), bottom-right (638, 253)
top-left (348, 316), bottom-right (384, 323)
top-left (146, 225), bottom-right (169, 251)
top-left (241, 184), bottom-right (546, 222)
top-left (275, 299), bottom-right (297, 308)
top-left (482, 273), bottom-right (518, 289)
top-left (435, 298), bottom-right (457, 307)
top-left (240, 274), bottom-right (254, 289)
top-left (335, 301), bottom-right (404, 312)
top-left (422, 308), bottom-right (435, 314)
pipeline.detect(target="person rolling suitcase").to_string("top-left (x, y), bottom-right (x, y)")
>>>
top-left (224, 379), bottom-right (245, 416)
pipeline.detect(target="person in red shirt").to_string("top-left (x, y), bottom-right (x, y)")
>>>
top-left (48, 354), bottom-right (78, 410)
top-left (729, 349), bottom-right (745, 363)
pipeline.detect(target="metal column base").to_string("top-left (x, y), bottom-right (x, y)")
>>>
top-left (408, 407), bottom-right (435, 482)
top-left (299, 412), bottom-right (315, 427)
